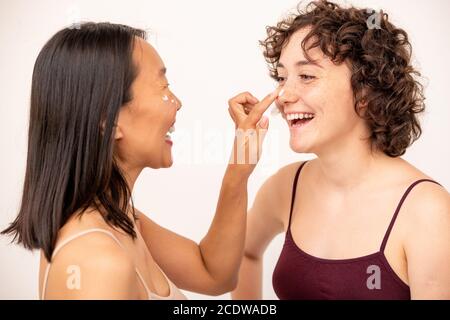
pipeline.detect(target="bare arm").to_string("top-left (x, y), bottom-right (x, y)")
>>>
top-left (137, 169), bottom-right (249, 295)
top-left (232, 162), bottom-right (302, 299)
top-left (405, 183), bottom-right (450, 299)
top-left (138, 90), bottom-right (280, 295)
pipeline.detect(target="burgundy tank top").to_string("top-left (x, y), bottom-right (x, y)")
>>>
top-left (272, 161), bottom-right (442, 300)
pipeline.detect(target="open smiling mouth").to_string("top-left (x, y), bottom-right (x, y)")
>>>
top-left (287, 112), bottom-right (315, 128)
top-left (165, 123), bottom-right (175, 145)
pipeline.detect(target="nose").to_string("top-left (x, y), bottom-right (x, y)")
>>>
top-left (172, 93), bottom-right (182, 111)
top-left (176, 96), bottom-right (182, 111)
top-left (277, 85), bottom-right (299, 109)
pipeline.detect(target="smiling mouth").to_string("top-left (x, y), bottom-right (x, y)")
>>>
top-left (286, 113), bottom-right (315, 128)
top-left (165, 122), bottom-right (175, 142)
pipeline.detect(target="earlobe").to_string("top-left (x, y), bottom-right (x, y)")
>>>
top-left (356, 89), bottom-right (369, 113)
top-left (359, 97), bottom-right (368, 108)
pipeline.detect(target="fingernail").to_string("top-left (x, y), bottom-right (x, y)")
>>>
top-left (278, 89), bottom-right (285, 97)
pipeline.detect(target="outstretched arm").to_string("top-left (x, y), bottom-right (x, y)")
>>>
top-left (138, 89), bottom-right (280, 295)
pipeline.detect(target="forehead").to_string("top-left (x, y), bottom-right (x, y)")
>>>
top-left (132, 37), bottom-right (165, 79)
top-left (279, 27), bottom-right (325, 65)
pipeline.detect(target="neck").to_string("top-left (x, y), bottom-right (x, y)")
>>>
top-left (115, 159), bottom-right (143, 218)
top-left (120, 163), bottom-right (142, 193)
top-left (314, 135), bottom-right (388, 191)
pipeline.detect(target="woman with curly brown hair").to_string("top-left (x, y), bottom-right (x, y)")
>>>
top-left (232, 0), bottom-right (449, 300)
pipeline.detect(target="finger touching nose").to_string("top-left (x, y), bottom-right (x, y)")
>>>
top-left (276, 86), bottom-right (299, 106)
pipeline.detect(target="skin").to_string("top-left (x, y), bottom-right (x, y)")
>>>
top-left (232, 28), bottom-right (450, 300)
top-left (38, 37), bottom-right (278, 299)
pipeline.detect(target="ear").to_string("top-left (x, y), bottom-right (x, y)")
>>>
top-left (114, 124), bottom-right (124, 140)
top-left (100, 121), bottom-right (124, 140)
top-left (356, 88), bottom-right (369, 113)
top-left (358, 97), bottom-right (368, 108)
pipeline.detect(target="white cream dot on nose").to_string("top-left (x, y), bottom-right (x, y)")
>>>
top-left (162, 95), bottom-right (169, 101)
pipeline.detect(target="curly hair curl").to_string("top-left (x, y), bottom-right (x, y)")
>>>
top-left (261, 0), bottom-right (425, 157)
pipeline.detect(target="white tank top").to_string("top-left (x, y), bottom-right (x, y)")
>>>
top-left (41, 228), bottom-right (187, 300)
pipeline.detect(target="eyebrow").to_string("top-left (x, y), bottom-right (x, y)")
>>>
top-left (277, 60), bottom-right (323, 69)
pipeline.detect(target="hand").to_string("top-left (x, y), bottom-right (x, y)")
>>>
top-left (227, 88), bottom-right (281, 177)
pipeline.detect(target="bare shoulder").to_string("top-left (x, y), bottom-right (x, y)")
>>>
top-left (242, 161), bottom-right (308, 257)
top-left (395, 158), bottom-right (449, 217)
top-left (252, 160), bottom-right (308, 229)
top-left (404, 178), bottom-right (449, 227)
top-left (44, 211), bottom-right (138, 299)
top-left (273, 161), bottom-right (306, 182)
top-left (393, 159), bottom-right (450, 243)
top-left (263, 161), bottom-right (306, 194)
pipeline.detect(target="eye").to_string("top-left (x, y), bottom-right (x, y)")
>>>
top-left (275, 76), bottom-right (286, 84)
top-left (299, 74), bottom-right (315, 81)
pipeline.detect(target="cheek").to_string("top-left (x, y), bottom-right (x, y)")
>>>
top-left (139, 95), bottom-right (172, 130)
top-left (120, 92), bottom-right (176, 144)
top-left (302, 83), bottom-right (326, 115)
top-left (314, 75), bottom-right (355, 118)
top-left (121, 106), bottom-right (163, 146)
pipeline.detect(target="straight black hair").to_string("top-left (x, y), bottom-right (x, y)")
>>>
top-left (1, 22), bottom-right (147, 261)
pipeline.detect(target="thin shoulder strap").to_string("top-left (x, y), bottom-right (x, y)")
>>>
top-left (41, 228), bottom-right (128, 300)
top-left (380, 179), bottom-right (442, 252)
top-left (287, 161), bottom-right (308, 229)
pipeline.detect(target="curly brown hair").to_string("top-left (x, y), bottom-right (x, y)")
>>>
top-left (261, 0), bottom-right (425, 157)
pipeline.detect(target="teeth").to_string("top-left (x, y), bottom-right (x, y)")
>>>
top-left (286, 113), bottom-right (315, 121)
top-left (165, 125), bottom-right (175, 140)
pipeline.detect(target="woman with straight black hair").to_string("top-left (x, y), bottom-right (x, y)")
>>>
top-left (1, 22), bottom-right (277, 299)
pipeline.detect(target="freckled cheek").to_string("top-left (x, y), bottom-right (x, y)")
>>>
top-left (302, 86), bottom-right (325, 116)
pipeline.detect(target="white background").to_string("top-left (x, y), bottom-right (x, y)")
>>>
top-left (0, 0), bottom-right (449, 299)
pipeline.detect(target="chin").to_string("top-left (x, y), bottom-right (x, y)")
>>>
top-left (161, 154), bottom-right (173, 168)
top-left (290, 139), bottom-right (313, 154)
top-left (145, 157), bottom-right (173, 169)
top-left (162, 160), bottom-right (173, 168)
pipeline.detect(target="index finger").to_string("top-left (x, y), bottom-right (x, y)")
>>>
top-left (247, 87), bottom-right (282, 124)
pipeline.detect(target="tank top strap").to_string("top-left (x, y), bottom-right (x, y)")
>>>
top-left (287, 161), bottom-right (308, 229)
top-left (52, 228), bottom-right (125, 258)
top-left (380, 179), bottom-right (442, 252)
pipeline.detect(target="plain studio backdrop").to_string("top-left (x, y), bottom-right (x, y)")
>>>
top-left (0, 0), bottom-right (449, 299)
